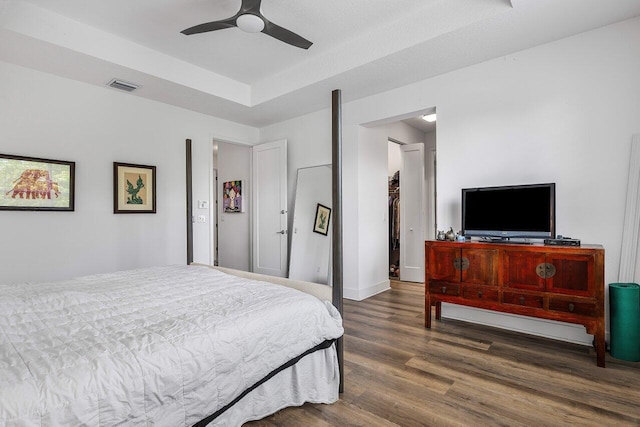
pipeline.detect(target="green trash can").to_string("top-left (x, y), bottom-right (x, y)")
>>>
top-left (609, 283), bottom-right (640, 362)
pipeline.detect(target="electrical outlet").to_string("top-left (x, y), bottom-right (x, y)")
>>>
top-left (197, 215), bottom-right (206, 223)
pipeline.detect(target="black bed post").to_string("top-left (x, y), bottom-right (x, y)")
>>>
top-left (186, 139), bottom-right (194, 265)
top-left (331, 89), bottom-right (344, 393)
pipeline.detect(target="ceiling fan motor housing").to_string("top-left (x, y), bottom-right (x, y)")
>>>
top-left (236, 13), bottom-right (265, 33)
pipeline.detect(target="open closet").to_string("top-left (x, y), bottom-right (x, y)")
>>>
top-left (384, 110), bottom-right (437, 283)
top-left (388, 171), bottom-right (400, 277)
top-left (388, 141), bottom-right (401, 278)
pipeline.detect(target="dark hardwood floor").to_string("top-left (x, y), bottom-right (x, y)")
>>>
top-left (247, 280), bottom-right (640, 426)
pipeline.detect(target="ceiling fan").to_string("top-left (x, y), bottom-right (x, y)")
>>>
top-left (181, 0), bottom-right (313, 50)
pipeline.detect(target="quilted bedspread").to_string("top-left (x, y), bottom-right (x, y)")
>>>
top-left (0, 265), bottom-right (343, 426)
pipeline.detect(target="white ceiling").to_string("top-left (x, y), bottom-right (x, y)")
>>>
top-left (1, 0), bottom-right (639, 128)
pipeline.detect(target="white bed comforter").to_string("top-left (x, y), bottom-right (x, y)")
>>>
top-left (0, 265), bottom-right (343, 426)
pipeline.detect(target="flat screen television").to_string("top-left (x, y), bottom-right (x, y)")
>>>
top-left (462, 183), bottom-right (555, 240)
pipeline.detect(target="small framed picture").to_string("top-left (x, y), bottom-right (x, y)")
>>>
top-left (223, 180), bottom-right (243, 213)
top-left (0, 153), bottom-right (75, 211)
top-left (113, 162), bottom-right (156, 214)
top-left (313, 203), bottom-right (331, 236)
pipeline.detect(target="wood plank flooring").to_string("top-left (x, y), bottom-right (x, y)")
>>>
top-left (247, 280), bottom-right (640, 426)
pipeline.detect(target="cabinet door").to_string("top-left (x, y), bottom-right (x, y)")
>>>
top-left (461, 248), bottom-right (499, 286)
top-left (503, 251), bottom-right (545, 291)
top-left (546, 254), bottom-right (593, 296)
top-left (426, 245), bottom-right (460, 282)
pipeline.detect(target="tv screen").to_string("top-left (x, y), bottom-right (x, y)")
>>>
top-left (462, 183), bottom-right (555, 239)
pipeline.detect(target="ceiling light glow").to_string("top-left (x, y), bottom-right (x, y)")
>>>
top-left (422, 113), bottom-right (437, 122)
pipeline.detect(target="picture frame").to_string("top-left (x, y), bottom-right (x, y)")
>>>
top-left (0, 153), bottom-right (75, 211)
top-left (313, 203), bottom-right (331, 236)
top-left (113, 162), bottom-right (156, 214)
top-left (223, 180), bottom-right (244, 213)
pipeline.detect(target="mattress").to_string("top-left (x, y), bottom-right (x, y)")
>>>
top-left (0, 265), bottom-right (344, 426)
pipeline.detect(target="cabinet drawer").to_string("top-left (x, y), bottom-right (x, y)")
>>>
top-left (429, 282), bottom-right (460, 296)
top-left (549, 299), bottom-right (596, 317)
top-left (462, 285), bottom-right (499, 302)
top-left (503, 292), bottom-right (543, 308)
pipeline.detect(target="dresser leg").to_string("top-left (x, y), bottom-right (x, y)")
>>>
top-left (595, 323), bottom-right (606, 368)
top-left (425, 294), bottom-right (432, 328)
top-left (435, 301), bottom-right (442, 320)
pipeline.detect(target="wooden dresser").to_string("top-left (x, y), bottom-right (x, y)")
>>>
top-left (424, 240), bottom-right (606, 367)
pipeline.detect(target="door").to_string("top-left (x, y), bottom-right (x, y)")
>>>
top-left (461, 248), bottom-right (499, 286)
top-left (546, 253), bottom-right (594, 296)
top-left (252, 140), bottom-right (288, 277)
top-left (399, 143), bottom-right (425, 282)
top-left (426, 244), bottom-right (460, 282)
top-left (502, 250), bottom-right (546, 291)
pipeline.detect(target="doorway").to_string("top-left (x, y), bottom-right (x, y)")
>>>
top-left (212, 140), bottom-right (251, 271)
top-left (382, 109), bottom-right (437, 283)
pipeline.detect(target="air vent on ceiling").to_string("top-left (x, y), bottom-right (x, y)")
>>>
top-left (107, 79), bottom-right (139, 92)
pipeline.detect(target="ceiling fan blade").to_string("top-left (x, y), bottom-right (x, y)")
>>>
top-left (239, 0), bottom-right (262, 14)
top-left (262, 20), bottom-right (312, 49)
top-left (181, 18), bottom-right (237, 35)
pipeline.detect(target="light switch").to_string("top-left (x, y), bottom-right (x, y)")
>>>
top-left (198, 200), bottom-right (209, 209)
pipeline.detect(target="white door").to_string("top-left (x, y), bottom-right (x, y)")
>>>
top-left (400, 143), bottom-right (425, 283)
top-left (252, 140), bottom-right (288, 277)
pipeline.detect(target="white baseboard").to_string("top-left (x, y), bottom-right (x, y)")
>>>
top-left (344, 279), bottom-right (390, 301)
top-left (442, 304), bottom-right (596, 346)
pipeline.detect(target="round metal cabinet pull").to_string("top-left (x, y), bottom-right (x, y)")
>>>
top-left (519, 296), bottom-right (525, 305)
top-left (545, 263), bottom-right (557, 278)
top-left (568, 303), bottom-right (575, 312)
top-left (536, 263), bottom-right (546, 278)
top-left (441, 286), bottom-right (447, 294)
top-left (478, 291), bottom-right (483, 298)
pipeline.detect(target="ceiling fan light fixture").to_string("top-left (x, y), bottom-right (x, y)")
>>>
top-left (236, 14), bottom-right (265, 33)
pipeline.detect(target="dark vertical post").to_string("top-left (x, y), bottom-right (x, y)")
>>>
top-left (186, 139), bottom-right (194, 265)
top-left (331, 89), bottom-right (344, 393)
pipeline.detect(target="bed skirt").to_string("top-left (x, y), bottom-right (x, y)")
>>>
top-left (202, 341), bottom-right (340, 426)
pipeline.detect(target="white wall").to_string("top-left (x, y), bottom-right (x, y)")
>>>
top-left (388, 141), bottom-right (401, 177)
top-left (0, 60), bottom-right (258, 284)
top-left (215, 141), bottom-right (251, 271)
top-left (261, 17), bottom-right (640, 344)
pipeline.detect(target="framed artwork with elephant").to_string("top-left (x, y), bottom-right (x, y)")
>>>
top-left (113, 162), bottom-right (156, 214)
top-left (0, 154), bottom-right (75, 211)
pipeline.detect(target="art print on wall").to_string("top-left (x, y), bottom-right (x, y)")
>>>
top-left (0, 154), bottom-right (75, 211)
top-left (113, 162), bottom-right (156, 213)
top-left (313, 203), bottom-right (331, 236)
top-left (223, 180), bottom-right (243, 213)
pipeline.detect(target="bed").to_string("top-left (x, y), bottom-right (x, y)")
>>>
top-left (0, 264), bottom-right (343, 426)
